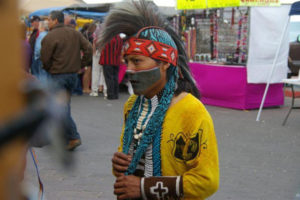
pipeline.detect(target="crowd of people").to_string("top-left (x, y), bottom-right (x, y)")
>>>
top-left (22, 12), bottom-right (131, 99)
top-left (21, 11), bottom-right (133, 150)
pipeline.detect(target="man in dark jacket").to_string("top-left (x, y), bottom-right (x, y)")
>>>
top-left (41, 11), bottom-right (92, 150)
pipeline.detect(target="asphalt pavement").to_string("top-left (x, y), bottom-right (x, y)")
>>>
top-left (25, 91), bottom-right (300, 200)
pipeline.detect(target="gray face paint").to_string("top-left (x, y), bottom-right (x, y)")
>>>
top-left (127, 67), bottom-right (161, 94)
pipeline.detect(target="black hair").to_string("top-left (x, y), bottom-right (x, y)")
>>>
top-left (49, 11), bottom-right (64, 24)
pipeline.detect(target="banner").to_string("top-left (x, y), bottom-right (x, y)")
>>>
top-left (177, 0), bottom-right (281, 9)
top-left (207, 0), bottom-right (240, 8)
top-left (247, 5), bottom-right (290, 83)
top-left (240, 0), bottom-right (280, 7)
top-left (177, 0), bottom-right (206, 10)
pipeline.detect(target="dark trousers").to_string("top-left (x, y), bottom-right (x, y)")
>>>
top-left (72, 74), bottom-right (83, 95)
top-left (103, 65), bottom-right (119, 99)
top-left (51, 73), bottom-right (81, 141)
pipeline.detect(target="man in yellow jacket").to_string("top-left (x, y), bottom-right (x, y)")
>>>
top-left (98, 1), bottom-right (219, 199)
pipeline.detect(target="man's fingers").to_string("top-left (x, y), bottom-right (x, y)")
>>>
top-left (115, 176), bottom-right (125, 183)
top-left (111, 157), bottom-right (130, 167)
top-left (112, 163), bottom-right (128, 172)
top-left (114, 181), bottom-right (126, 189)
top-left (114, 188), bottom-right (125, 195)
top-left (117, 194), bottom-right (128, 200)
top-left (112, 153), bottom-right (131, 166)
top-left (113, 170), bottom-right (124, 178)
top-left (114, 152), bottom-right (132, 161)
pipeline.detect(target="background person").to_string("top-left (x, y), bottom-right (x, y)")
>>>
top-left (29, 15), bottom-right (40, 75)
top-left (99, 34), bottom-right (123, 100)
top-left (82, 23), bottom-right (97, 94)
top-left (90, 23), bottom-right (107, 97)
top-left (32, 20), bottom-right (49, 81)
top-left (41, 11), bottom-right (92, 151)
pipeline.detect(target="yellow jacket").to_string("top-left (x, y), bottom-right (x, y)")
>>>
top-left (118, 93), bottom-right (219, 199)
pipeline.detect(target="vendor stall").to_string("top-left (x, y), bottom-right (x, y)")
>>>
top-left (173, 1), bottom-right (287, 109)
top-left (189, 63), bottom-right (283, 109)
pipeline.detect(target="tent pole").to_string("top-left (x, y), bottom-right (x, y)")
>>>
top-left (256, 16), bottom-right (290, 122)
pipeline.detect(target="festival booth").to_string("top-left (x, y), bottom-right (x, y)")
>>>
top-left (174, 0), bottom-right (287, 110)
top-left (28, 4), bottom-right (109, 28)
top-left (27, 4), bottom-right (128, 83)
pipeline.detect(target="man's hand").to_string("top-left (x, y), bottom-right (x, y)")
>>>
top-left (114, 175), bottom-right (141, 200)
top-left (112, 152), bottom-right (131, 177)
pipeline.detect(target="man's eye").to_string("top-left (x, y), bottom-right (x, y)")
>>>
top-left (134, 59), bottom-right (140, 64)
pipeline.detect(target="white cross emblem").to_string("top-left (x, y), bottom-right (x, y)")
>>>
top-left (150, 181), bottom-right (169, 199)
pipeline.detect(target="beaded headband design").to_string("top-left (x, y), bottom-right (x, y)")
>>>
top-left (123, 37), bottom-right (178, 66)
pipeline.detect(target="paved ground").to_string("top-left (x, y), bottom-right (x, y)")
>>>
top-left (25, 91), bottom-right (300, 200)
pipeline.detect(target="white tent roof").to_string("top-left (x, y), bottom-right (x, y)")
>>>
top-left (19, 0), bottom-right (84, 14)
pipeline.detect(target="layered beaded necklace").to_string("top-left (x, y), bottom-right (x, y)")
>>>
top-left (132, 91), bottom-right (163, 145)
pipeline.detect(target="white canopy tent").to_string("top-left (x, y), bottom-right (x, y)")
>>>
top-left (256, 1), bottom-right (300, 121)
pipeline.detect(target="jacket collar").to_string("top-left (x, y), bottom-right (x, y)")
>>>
top-left (51, 23), bottom-right (64, 31)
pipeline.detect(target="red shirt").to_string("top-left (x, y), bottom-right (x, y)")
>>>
top-left (99, 35), bottom-right (123, 66)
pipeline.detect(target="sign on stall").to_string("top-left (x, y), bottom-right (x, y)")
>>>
top-left (177, 0), bottom-right (206, 10)
top-left (207, 0), bottom-right (240, 8)
top-left (239, 0), bottom-right (280, 6)
top-left (177, 0), bottom-right (281, 9)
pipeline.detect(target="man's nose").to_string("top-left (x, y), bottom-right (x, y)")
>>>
top-left (126, 62), bottom-right (136, 72)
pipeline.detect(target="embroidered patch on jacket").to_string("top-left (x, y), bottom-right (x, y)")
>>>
top-left (169, 129), bottom-right (207, 162)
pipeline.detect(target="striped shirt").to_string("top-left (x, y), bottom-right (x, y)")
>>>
top-left (99, 35), bottom-right (123, 66)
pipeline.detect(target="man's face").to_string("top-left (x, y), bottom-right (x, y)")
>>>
top-left (48, 16), bottom-right (57, 30)
top-left (31, 20), bottom-right (39, 29)
top-left (125, 54), bottom-right (170, 98)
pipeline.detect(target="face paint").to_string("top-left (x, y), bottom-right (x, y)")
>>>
top-left (127, 66), bottom-right (161, 94)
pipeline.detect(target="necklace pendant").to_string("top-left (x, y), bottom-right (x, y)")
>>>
top-left (138, 133), bottom-right (143, 139)
top-left (134, 134), bottom-right (139, 140)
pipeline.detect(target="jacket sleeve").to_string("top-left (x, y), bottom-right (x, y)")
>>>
top-left (182, 115), bottom-right (219, 199)
top-left (41, 35), bottom-right (56, 71)
top-left (79, 33), bottom-right (93, 68)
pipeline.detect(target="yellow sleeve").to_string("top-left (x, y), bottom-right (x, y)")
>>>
top-left (182, 114), bottom-right (219, 199)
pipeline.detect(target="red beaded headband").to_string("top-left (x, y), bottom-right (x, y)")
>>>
top-left (123, 37), bottom-right (178, 66)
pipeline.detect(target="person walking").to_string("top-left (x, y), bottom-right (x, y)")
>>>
top-left (41, 11), bottom-right (92, 151)
top-left (98, 1), bottom-right (219, 199)
top-left (99, 34), bottom-right (123, 100)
